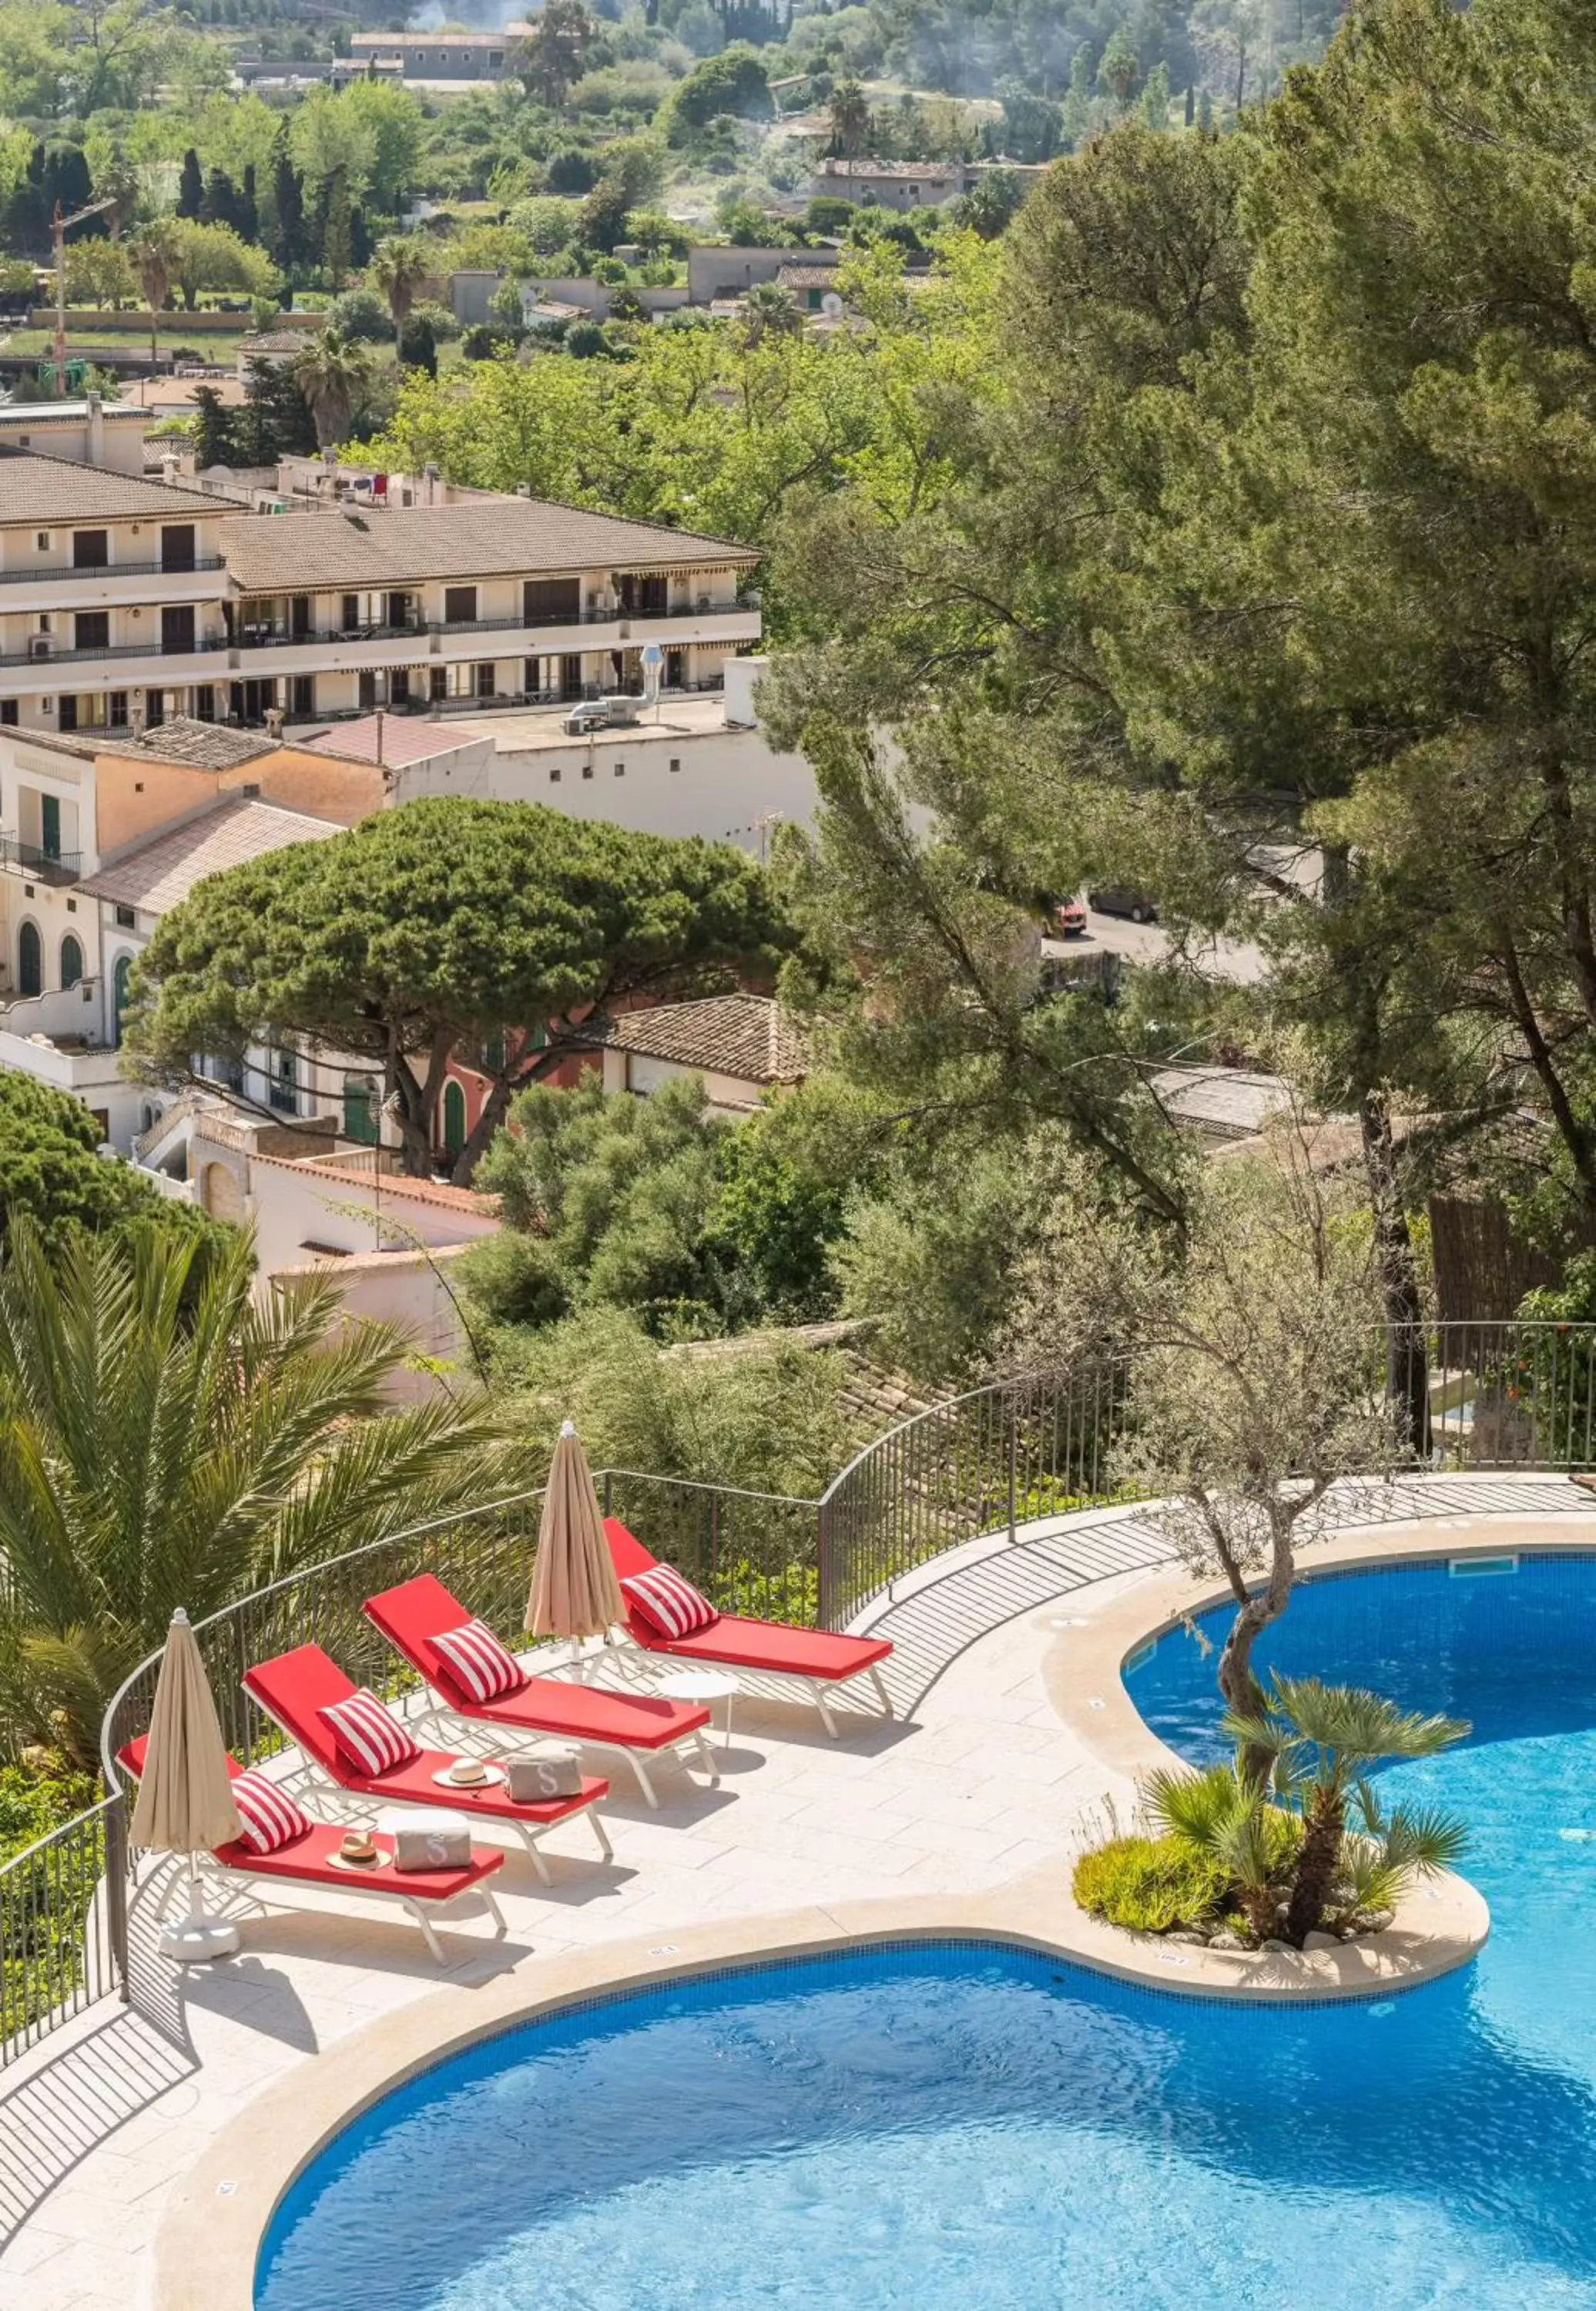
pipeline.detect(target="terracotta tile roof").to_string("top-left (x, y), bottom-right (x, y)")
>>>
top-left (295, 713), bottom-right (486, 768)
top-left (0, 449), bottom-right (220, 526)
top-left (238, 330), bottom-right (318, 357)
top-left (256, 1149), bottom-right (498, 1216)
top-left (577, 994), bottom-right (809, 1085)
top-left (773, 265), bottom-right (841, 292)
top-left (31, 716), bottom-right (280, 771)
top-left (81, 796), bottom-right (340, 914)
top-left (216, 500), bottom-right (759, 595)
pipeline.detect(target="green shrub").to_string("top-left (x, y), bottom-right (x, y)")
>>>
top-left (1072, 1833), bottom-right (1226, 1933)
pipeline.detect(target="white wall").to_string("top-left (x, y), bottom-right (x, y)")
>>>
top-left (599, 1046), bottom-right (765, 1114)
top-left (270, 1242), bottom-right (479, 1401)
top-left (220, 1145), bottom-right (499, 1276)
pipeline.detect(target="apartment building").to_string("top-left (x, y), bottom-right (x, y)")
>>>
top-left (0, 716), bottom-right (353, 1144)
top-left (0, 450), bottom-right (762, 740)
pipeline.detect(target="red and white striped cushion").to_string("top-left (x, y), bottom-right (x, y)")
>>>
top-left (622, 1564), bottom-right (718, 1641)
top-left (431, 1617), bottom-right (525, 1703)
top-left (229, 1768), bottom-right (312, 1857)
top-left (317, 1688), bottom-right (421, 1778)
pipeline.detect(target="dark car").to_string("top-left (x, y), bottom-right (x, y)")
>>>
top-left (1088, 887), bottom-right (1158, 925)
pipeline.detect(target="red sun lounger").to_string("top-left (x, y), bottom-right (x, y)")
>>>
top-left (241, 1642), bottom-right (614, 1885)
top-left (116, 1735), bottom-right (507, 1967)
top-left (363, 1574), bottom-right (719, 1810)
top-left (603, 1519), bottom-right (895, 1739)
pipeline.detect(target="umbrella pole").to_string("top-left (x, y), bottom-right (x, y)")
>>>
top-left (159, 1853), bottom-right (240, 1966)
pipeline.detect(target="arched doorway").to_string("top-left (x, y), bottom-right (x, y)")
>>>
top-left (112, 954), bottom-right (132, 1044)
top-left (442, 1078), bottom-right (467, 1160)
top-left (18, 921), bottom-right (42, 998)
top-left (201, 1161), bottom-right (244, 1225)
top-left (59, 934), bottom-right (84, 990)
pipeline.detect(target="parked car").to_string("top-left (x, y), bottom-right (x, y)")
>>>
top-left (1048, 893), bottom-right (1088, 937)
top-left (1088, 887), bottom-right (1158, 924)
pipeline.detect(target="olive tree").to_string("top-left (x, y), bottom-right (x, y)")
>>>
top-left (1005, 1127), bottom-right (1400, 1756)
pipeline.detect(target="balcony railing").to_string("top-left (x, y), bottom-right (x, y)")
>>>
top-left (0, 557), bottom-right (224, 589)
top-left (0, 636), bottom-right (227, 673)
top-left (231, 601), bottom-right (745, 651)
top-left (0, 834), bottom-right (81, 883)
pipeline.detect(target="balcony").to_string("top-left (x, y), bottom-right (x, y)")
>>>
top-left (0, 556), bottom-right (225, 588)
top-left (0, 636), bottom-right (229, 674)
top-left (0, 834), bottom-right (81, 884)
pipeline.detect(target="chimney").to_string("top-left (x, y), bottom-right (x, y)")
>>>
top-left (265, 706), bottom-right (285, 740)
top-left (86, 389), bottom-right (103, 467)
top-left (128, 697), bottom-right (146, 737)
top-left (374, 708), bottom-right (384, 766)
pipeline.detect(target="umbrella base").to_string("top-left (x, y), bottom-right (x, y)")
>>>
top-left (159, 1914), bottom-right (240, 1964)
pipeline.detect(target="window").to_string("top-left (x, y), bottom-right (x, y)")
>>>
top-left (75, 611), bottom-right (109, 652)
top-left (291, 675), bottom-right (314, 716)
top-left (524, 578), bottom-right (579, 624)
top-left (474, 662), bottom-right (494, 699)
top-left (59, 934), bottom-right (83, 989)
top-left (269, 1048), bottom-right (297, 1115)
top-left (481, 1031), bottom-right (505, 1075)
top-left (160, 524), bottom-right (196, 575)
top-left (72, 530), bottom-right (109, 570)
top-left (115, 904), bottom-right (136, 929)
top-left (41, 794), bottom-right (60, 859)
top-left (35, 532), bottom-right (50, 552)
top-left (582, 763), bottom-right (593, 780)
top-left (549, 766), bottom-right (561, 783)
top-left (194, 685), bottom-right (216, 722)
top-left (0, 703), bottom-right (15, 726)
top-left (614, 760), bottom-right (624, 776)
top-left (112, 953), bottom-right (132, 1043)
top-left (444, 585), bottom-right (478, 625)
top-left (429, 666), bottom-right (448, 701)
top-left (18, 921), bottom-right (41, 998)
top-left (669, 757), bottom-right (681, 773)
top-left (341, 594), bottom-right (360, 633)
top-left (442, 1078), bottom-right (467, 1157)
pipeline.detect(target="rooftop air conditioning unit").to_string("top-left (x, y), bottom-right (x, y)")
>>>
top-left (28, 635), bottom-right (52, 662)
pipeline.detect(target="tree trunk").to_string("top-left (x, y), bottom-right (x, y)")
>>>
top-left (1284, 1782), bottom-right (1343, 1945)
top-left (1361, 1088), bottom-right (1431, 1461)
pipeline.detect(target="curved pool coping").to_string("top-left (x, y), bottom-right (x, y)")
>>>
top-left (158, 1511), bottom-right (1573, 2311)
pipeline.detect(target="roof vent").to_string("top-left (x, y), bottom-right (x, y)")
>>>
top-left (241, 780), bottom-right (262, 797)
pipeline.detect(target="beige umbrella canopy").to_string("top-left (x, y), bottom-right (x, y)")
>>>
top-left (527, 1420), bottom-right (626, 1642)
top-left (131, 1608), bottom-right (244, 1963)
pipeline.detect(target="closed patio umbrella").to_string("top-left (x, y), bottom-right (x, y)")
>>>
top-left (527, 1421), bottom-right (626, 1658)
top-left (130, 1607), bottom-right (244, 1964)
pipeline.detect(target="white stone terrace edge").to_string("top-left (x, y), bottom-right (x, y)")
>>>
top-left (151, 1474), bottom-right (1584, 2311)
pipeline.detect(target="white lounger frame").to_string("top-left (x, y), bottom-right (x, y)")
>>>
top-left (184, 1852), bottom-right (508, 1967)
top-left (612, 1643), bottom-right (895, 1739)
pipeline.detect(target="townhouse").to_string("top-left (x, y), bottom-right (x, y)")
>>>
top-left (0, 449), bottom-right (762, 741)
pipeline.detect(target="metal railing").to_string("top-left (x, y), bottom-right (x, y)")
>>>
top-left (8, 1313), bottom-right (1596, 2068)
top-left (0, 558), bottom-right (223, 589)
top-left (0, 835), bottom-right (82, 884)
top-left (0, 1796), bottom-right (122, 2068)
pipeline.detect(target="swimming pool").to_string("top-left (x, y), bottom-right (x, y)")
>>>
top-left (255, 1550), bottom-right (1596, 2311)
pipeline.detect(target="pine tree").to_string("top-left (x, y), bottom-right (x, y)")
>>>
top-left (239, 163), bottom-right (259, 246)
top-left (237, 360), bottom-right (316, 463)
top-left (177, 147), bottom-right (204, 221)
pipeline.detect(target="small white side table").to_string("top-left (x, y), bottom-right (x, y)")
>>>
top-left (652, 1668), bottom-right (742, 1752)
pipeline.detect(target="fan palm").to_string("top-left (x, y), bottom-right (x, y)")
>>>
top-left (828, 80), bottom-right (870, 158)
top-left (126, 220), bottom-right (180, 367)
top-left (1143, 1760), bottom-right (1296, 1940)
top-left (1223, 1675), bottom-right (1468, 1944)
top-left (369, 234), bottom-right (432, 331)
top-left (291, 327), bottom-right (372, 451)
top-left (0, 1219), bottom-right (503, 1765)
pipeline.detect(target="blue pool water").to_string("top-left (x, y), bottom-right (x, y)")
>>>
top-left (256, 1551), bottom-right (1596, 2311)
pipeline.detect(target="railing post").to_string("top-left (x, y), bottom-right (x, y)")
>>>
top-left (1007, 1389), bottom-right (1018, 1546)
top-left (103, 1789), bottom-right (129, 2007)
top-left (602, 1471), bottom-right (612, 1518)
top-left (816, 1495), bottom-right (833, 1631)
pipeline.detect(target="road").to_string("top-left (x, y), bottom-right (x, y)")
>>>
top-left (1044, 901), bottom-right (1269, 987)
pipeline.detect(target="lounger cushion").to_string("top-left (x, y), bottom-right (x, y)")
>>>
top-left (431, 1618), bottom-right (525, 1703)
top-left (622, 1564), bottom-right (718, 1641)
top-left (318, 1687), bottom-right (421, 1777)
top-left (230, 1767), bottom-right (313, 1857)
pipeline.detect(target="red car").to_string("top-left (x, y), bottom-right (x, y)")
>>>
top-left (1051, 894), bottom-right (1088, 937)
